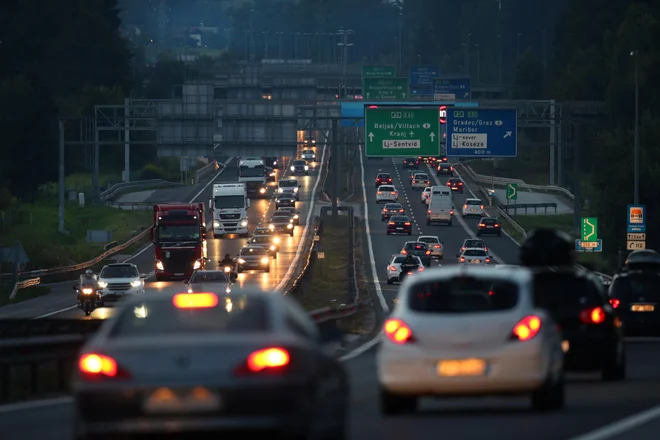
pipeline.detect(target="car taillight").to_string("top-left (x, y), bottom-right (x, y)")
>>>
top-left (79, 353), bottom-right (130, 380)
top-left (494, 223), bottom-right (500, 227)
top-left (383, 209), bottom-right (389, 212)
top-left (484, 247), bottom-right (488, 251)
top-left (377, 191), bottom-right (382, 195)
top-left (428, 210), bottom-right (431, 214)
top-left (446, 182), bottom-right (451, 186)
top-left (404, 222), bottom-right (411, 226)
top-left (388, 222), bottom-right (394, 225)
top-left (580, 307), bottom-right (606, 324)
top-left (463, 205), bottom-right (468, 209)
top-left (425, 250), bottom-right (431, 255)
top-left (235, 347), bottom-right (290, 375)
top-left (450, 166), bottom-right (454, 170)
top-left (383, 319), bottom-right (415, 344)
top-left (434, 244), bottom-right (441, 248)
top-left (401, 250), bottom-right (407, 254)
top-left (459, 257), bottom-right (465, 262)
top-left (511, 315), bottom-right (542, 341)
top-left (392, 191), bottom-right (397, 195)
top-left (480, 205), bottom-right (484, 209)
top-left (450, 210), bottom-right (454, 215)
top-left (389, 265), bottom-right (397, 271)
top-left (485, 258), bottom-right (491, 262)
top-left (478, 224), bottom-right (484, 228)
top-left (417, 267), bottom-right (424, 272)
top-left (610, 298), bottom-right (620, 309)
top-left (388, 178), bottom-right (392, 182)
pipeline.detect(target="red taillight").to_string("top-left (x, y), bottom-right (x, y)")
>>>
top-left (610, 298), bottom-right (620, 309)
top-left (450, 166), bottom-right (454, 170)
top-left (450, 210), bottom-right (454, 215)
top-left (377, 191), bottom-right (382, 195)
top-left (404, 222), bottom-right (411, 226)
top-left (428, 210), bottom-right (431, 214)
top-left (384, 319), bottom-right (414, 344)
top-left (388, 222), bottom-right (394, 226)
top-left (389, 265), bottom-right (397, 271)
top-left (484, 247), bottom-right (488, 252)
top-left (580, 307), bottom-right (606, 324)
top-left (79, 353), bottom-right (130, 380)
top-left (458, 182), bottom-right (463, 186)
top-left (463, 205), bottom-right (468, 209)
top-left (388, 178), bottom-right (392, 182)
top-left (480, 205), bottom-right (484, 209)
top-left (459, 257), bottom-right (465, 262)
top-left (235, 347), bottom-right (290, 375)
top-left (417, 267), bottom-right (424, 272)
top-left (485, 258), bottom-right (491, 263)
top-left (425, 250), bottom-right (431, 255)
top-left (494, 223), bottom-right (500, 227)
top-left (446, 182), bottom-right (451, 186)
top-left (512, 316), bottom-right (542, 341)
top-left (401, 250), bottom-right (407, 254)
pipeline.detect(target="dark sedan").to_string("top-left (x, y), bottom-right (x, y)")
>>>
top-left (269, 215), bottom-right (295, 236)
top-left (400, 241), bottom-right (432, 266)
top-left (446, 177), bottom-right (464, 193)
top-left (275, 207), bottom-right (300, 225)
top-left (386, 215), bottom-right (412, 236)
top-left (262, 156), bottom-right (280, 169)
top-left (248, 235), bottom-right (278, 258)
top-left (276, 194), bottom-right (296, 209)
top-left (375, 173), bottom-right (393, 187)
top-left (476, 217), bottom-right (502, 236)
top-left (237, 246), bottom-right (271, 273)
top-left (381, 203), bottom-right (405, 221)
top-left (402, 158), bottom-right (419, 169)
top-left (437, 163), bottom-right (454, 176)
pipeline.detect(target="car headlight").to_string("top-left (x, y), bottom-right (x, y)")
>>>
top-left (278, 187), bottom-right (283, 193)
top-left (268, 224), bottom-right (275, 230)
top-left (287, 223), bottom-right (293, 229)
top-left (82, 288), bottom-right (94, 294)
top-left (193, 259), bottom-right (202, 270)
top-left (293, 187), bottom-right (298, 192)
top-left (213, 221), bottom-right (220, 228)
top-left (311, 139), bottom-right (316, 143)
top-left (273, 160), bottom-right (277, 165)
top-left (273, 237), bottom-right (280, 244)
top-left (304, 165), bottom-right (309, 170)
top-left (240, 220), bottom-right (248, 227)
top-left (261, 257), bottom-right (269, 264)
top-left (293, 214), bottom-right (299, 219)
top-left (259, 187), bottom-right (266, 193)
top-left (270, 245), bottom-right (275, 250)
top-left (97, 281), bottom-right (108, 288)
top-left (290, 166), bottom-right (295, 171)
top-left (155, 260), bottom-right (164, 270)
top-left (130, 280), bottom-right (143, 287)
top-left (238, 258), bottom-right (246, 264)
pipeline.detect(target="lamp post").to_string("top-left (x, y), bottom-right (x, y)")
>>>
top-left (337, 29), bottom-right (354, 98)
top-left (631, 50), bottom-right (640, 204)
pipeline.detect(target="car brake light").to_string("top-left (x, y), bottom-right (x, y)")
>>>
top-left (463, 205), bottom-right (468, 209)
top-left (389, 265), bottom-right (397, 271)
top-left (480, 205), bottom-right (484, 209)
top-left (428, 210), bottom-right (431, 214)
top-left (388, 222), bottom-right (394, 225)
top-left (417, 267), bottom-right (424, 272)
top-left (485, 258), bottom-right (491, 262)
top-left (377, 191), bottom-right (382, 195)
top-left (392, 191), bottom-right (397, 195)
top-left (383, 209), bottom-right (389, 212)
top-left (388, 178), bottom-right (392, 182)
top-left (404, 222), bottom-right (411, 226)
top-left (580, 307), bottom-right (606, 324)
top-left (459, 182), bottom-right (463, 185)
top-left (450, 210), bottom-right (454, 215)
top-left (235, 347), bottom-right (290, 375)
top-left (434, 244), bottom-right (441, 248)
top-left (446, 182), bottom-right (451, 186)
top-left (609, 298), bottom-right (620, 309)
top-left (450, 166), bottom-right (454, 170)
top-left (401, 250), bottom-right (407, 254)
top-left (425, 250), bottom-right (431, 255)
top-left (494, 223), bottom-right (500, 227)
top-left (459, 257), bottom-right (465, 262)
top-left (173, 293), bottom-right (219, 309)
top-left (478, 224), bottom-right (484, 228)
top-left (383, 319), bottom-right (415, 344)
top-left (79, 353), bottom-right (130, 379)
top-left (511, 315), bottom-right (542, 341)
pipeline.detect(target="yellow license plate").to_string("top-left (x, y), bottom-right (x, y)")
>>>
top-left (437, 359), bottom-right (486, 376)
top-left (631, 304), bottom-right (655, 312)
top-left (562, 340), bottom-right (570, 353)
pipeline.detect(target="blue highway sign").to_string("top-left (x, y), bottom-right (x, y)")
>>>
top-left (446, 108), bottom-right (518, 157)
top-left (575, 239), bottom-right (603, 252)
top-left (410, 66), bottom-right (440, 87)
top-left (434, 78), bottom-right (471, 100)
top-left (410, 87), bottom-right (434, 96)
top-left (627, 204), bottom-right (646, 233)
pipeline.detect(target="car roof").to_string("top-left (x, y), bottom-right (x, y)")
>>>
top-left (377, 172), bottom-right (390, 176)
top-left (391, 253), bottom-right (422, 260)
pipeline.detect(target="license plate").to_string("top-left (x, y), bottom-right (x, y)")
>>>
top-left (631, 304), bottom-right (655, 312)
top-left (396, 227), bottom-right (403, 230)
top-left (174, 273), bottom-right (184, 276)
top-left (562, 340), bottom-right (570, 353)
top-left (471, 260), bottom-right (481, 264)
top-left (486, 226), bottom-right (493, 228)
top-left (470, 209), bottom-right (476, 212)
top-left (437, 359), bottom-right (486, 376)
top-left (144, 387), bottom-right (221, 414)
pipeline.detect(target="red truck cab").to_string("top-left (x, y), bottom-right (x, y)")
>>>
top-left (152, 203), bottom-right (207, 281)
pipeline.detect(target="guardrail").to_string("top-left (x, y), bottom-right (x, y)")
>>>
top-left (0, 228), bottom-right (150, 280)
top-left (194, 160), bottom-right (220, 184)
top-left (100, 179), bottom-right (184, 202)
top-left (461, 162), bottom-right (575, 200)
top-left (8, 277), bottom-right (41, 300)
top-left (105, 201), bottom-right (152, 210)
top-left (498, 202), bottom-right (558, 215)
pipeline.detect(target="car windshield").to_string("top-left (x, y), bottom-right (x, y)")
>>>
top-left (464, 240), bottom-right (485, 248)
top-left (238, 165), bottom-right (265, 177)
top-left (466, 200), bottom-right (482, 206)
top-left (271, 217), bottom-right (290, 223)
top-left (408, 277), bottom-right (519, 313)
top-left (240, 247), bottom-right (268, 255)
top-left (463, 250), bottom-right (487, 257)
top-left (279, 180), bottom-right (297, 188)
top-left (418, 237), bottom-right (439, 244)
top-left (302, 150), bottom-right (314, 154)
top-left (379, 186), bottom-right (394, 191)
top-left (481, 218), bottom-right (498, 224)
top-left (293, 160), bottom-right (306, 165)
top-left (190, 271), bottom-right (228, 283)
top-left (157, 224), bottom-right (200, 241)
top-left (214, 195), bottom-right (244, 209)
top-left (250, 236), bottom-right (271, 244)
top-left (111, 295), bottom-right (270, 337)
top-left (253, 228), bottom-right (271, 235)
top-left (424, 188), bottom-right (431, 192)
top-left (100, 265), bottom-right (138, 279)
top-left (440, 164), bottom-right (451, 168)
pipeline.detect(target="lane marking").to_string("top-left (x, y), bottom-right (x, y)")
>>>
top-left (358, 145), bottom-right (389, 314)
top-left (568, 404), bottom-right (660, 440)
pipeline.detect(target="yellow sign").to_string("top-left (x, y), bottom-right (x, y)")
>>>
top-left (437, 359), bottom-right (486, 376)
top-left (631, 304), bottom-right (654, 312)
top-left (580, 241), bottom-right (599, 249)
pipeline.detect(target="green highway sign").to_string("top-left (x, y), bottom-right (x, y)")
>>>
top-left (362, 65), bottom-right (396, 78)
top-left (581, 217), bottom-right (598, 242)
top-left (364, 107), bottom-right (440, 157)
top-left (506, 183), bottom-right (518, 200)
top-left (363, 78), bottom-right (409, 100)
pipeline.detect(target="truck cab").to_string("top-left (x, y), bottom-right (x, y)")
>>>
top-left (209, 183), bottom-right (250, 238)
top-left (238, 157), bottom-right (268, 198)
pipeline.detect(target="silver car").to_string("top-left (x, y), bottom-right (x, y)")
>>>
top-left (72, 290), bottom-right (349, 439)
top-left (186, 269), bottom-right (233, 293)
top-left (300, 149), bottom-right (316, 160)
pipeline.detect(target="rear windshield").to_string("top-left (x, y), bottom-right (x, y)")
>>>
top-left (385, 204), bottom-right (402, 209)
top-left (293, 160), bottom-right (306, 165)
top-left (377, 174), bottom-right (390, 178)
top-left (393, 256), bottom-right (419, 264)
top-left (390, 216), bottom-right (408, 222)
top-left (464, 240), bottom-right (485, 248)
top-left (418, 237), bottom-right (438, 244)
top-left (408, 277), bottom-right (519, 313)
top-left (466, 200), bottom-right (482, 206)
top-left (100, 265), bottom-right (138, 279)
top-left (463, 250), bottom-right (487, 257)
top-left (379, 186), bottom-right (394, 191)
top-left (610, 274), bottom-right (660, 295)
top-left (481, 218), bottom-right (498, 224)
top-left (111, 295), bottom-right (270, 337)
top-left (415, 174), bottom-right (428, 179)
top-left (406, 242), bottom-right (427, 250)
top-left (279, 180), bottom-right (297, 187)
top-left (240, 247), bottom-right (267, 255)
top-left (533, 272), bottom-right (603, 309)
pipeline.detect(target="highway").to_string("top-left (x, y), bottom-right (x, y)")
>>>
top-left (3, 150), bottom-right (660, 439)
top-left (0, 140), bottom-right (326, 321)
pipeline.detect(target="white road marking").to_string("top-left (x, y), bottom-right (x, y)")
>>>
top-left (568, 404), bottom-right (660, 440)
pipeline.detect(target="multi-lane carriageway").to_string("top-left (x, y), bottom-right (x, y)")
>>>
top-left (2, 148), bottom-right (660, 439)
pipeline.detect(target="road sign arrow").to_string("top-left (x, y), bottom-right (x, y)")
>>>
top-left (429, 132), bottom-right (435, 141)
top-left (366, 92), bottom-right (370, 98)
top-left (402, 93), bottom-right (407, 98)
top-left (368, 132), bottom-right (374, 142)
top-left (503, 131), bottom-right (512, 138)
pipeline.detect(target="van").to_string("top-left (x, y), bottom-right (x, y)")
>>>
top-left (427, 195), bottom-right (454, 226)
top-left (430, 185), bottom-right (452, 202)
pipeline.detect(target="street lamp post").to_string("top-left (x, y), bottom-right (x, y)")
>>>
top-left (475, 44), bottom-right (481, 85)
top-left (337, 29), bottom-right (354, 98)
top-left (398, 13), bottom-right (403, 72)
top-left (516, 32), bottom-right (522, 61)
top-left (276, 32), bottom-right (283, 58)
top-left (632, 50), bottom-right (640, 204)
top-left (249, 9), bottom-right (255, 61)
top-left (262, 31), bottom-right (269, 59)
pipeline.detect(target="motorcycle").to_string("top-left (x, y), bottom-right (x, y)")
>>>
top-left (223, 265), bottom-right (238, 292)
top-left (73, 285), bottom-right (100, 316)
top-left (399, 264), bottom-right (422, 283)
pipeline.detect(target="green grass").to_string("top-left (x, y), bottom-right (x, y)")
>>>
top-left (300, 215), bottom-right (351, 311)
top-left (468, 159), bottom-right (550, 186)
top-left (38, 173), bottom-right (121, 198)
top-left (0, 285), bottom-right (51, 307)
top-left (0, 200), bottom-right (151, 270)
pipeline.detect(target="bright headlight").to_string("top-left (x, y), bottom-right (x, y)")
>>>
top-left (97, 281), bottom-right (108, 288)
top-left (268, 224), bottom-right (275, 230)
top-left (240, 220), bottom-right (248, 227)
top-left (213, 221), bottom-right (220, 228)
top-left (293, 187), bottom-right (298, 192)
top-left (270, 245), bottom-right (275, 250)
top-left (293, 214), bottom-right (299, 219)
top-left (261, 257), bottom-right (269, 264)
top-left (130, 280), bottom-right (142, 287)
top-left (278, 187), bottom-right (283, 193)
top-left (304, 166), bottom-right (309, 170)
top-left (193, 260), bottom-right (202, 270)
top-left (273, 237), bottom-right (280, 244)
top-left (238, 258), bottom-right (246, 264)
top-left (259, 188), bottom-right (266, 193)
top-left (155, 260), bottom-right (164, 270)
top-left (290, 166), bottom-right (295, 171)
top-left (287, 223), bottom-right (293, 229)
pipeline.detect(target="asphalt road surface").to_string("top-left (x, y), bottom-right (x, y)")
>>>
top-left (2, 151), bottom-right (660, 439)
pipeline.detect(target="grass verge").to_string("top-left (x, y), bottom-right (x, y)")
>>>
top-left (0, 285), bottom-right (51, 307)
top-left (468, 159), bottom-right (549, 186)
top-left (323, 159), bottom-right (353, 202)
top-left (300, 214), bottom-right (351, 311)
top-left (0, 200), bottom-right (151, 270)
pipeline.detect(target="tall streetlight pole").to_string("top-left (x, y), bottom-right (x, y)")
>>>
top-left (632, 50), bottom-right (640, 204)
top-left (516, 32), bottom-right (522, 61)
top-left (465, 33), bottom-right (472, 76)
top-left (262, 31), bottom-right (269, 59)
top-left (398, 12), bottom-right (403, 72)
top-left (337, 29), bottom-right (354, 97)
top-left (276, 32), bottom-right (283, 58)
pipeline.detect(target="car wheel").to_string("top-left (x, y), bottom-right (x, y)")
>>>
top-left (380, 389), bottom-right (417, 415)
top-left (531, 373), bottom-right (565, 411)
top-left (387, 278), bottom-right (393, 285)
top-left (602, 347), bottom-right (626, 381)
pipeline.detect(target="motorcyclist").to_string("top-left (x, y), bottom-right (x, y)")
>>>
top-left (400, 254), bottom-right (419, 276)
top-left (219, 253), bottom-right (235, 269)
top-left (76, 269), bottom-right (101, 306)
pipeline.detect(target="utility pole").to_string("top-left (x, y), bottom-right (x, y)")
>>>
top-left (262, 31), bottom-right (269, 59)
top-left (398, 13), bottom-right (403, 72)
top-left (475, 44), bottom-right (481, 85)
top-left (124, 98), bottom-right (130, 182)
top-left (542, 30), bottom-right (547, 78)
top-left (331, 118), bottom-right (339, 220)
top-left (337, 29), bottom-right (354, 98)
top-left (58, 120), bottom-right (65, 233)
top-left (516, 32), bottom-right (522, 61)
top-left (276, 32), bottom-right (283, 58)
top-left (466, 33), bottom-right (472, 76)
top-left (632, 50), bottom-right (640, 204)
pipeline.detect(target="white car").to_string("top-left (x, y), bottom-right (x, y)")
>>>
top-left (376, 185), bottom-right (398, 203)
top-left (411, 173), bottom-right (430, 190)
top-left (386, 254), bottom-right (423, 285)
top-left (459, 238), bottom-right (488, 254)
top-left (300, 149), bottom-right (316, 160)
top-left (277, 179), bottom-right (300, 200)
top-left (97, 263), bottom-right (146, 301)
top-left (376, 266), bottom-right (565, 414)
top-left (417, 236), bottom-right (444, 259)
top-left (421, 187), bottom-right (432, 205)
top-left (409, 171), bottom-right (424, 184)
top-left (462, 198), bottom-right (486, 217)
top-left (458, 248), bottom-right (493, 265)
